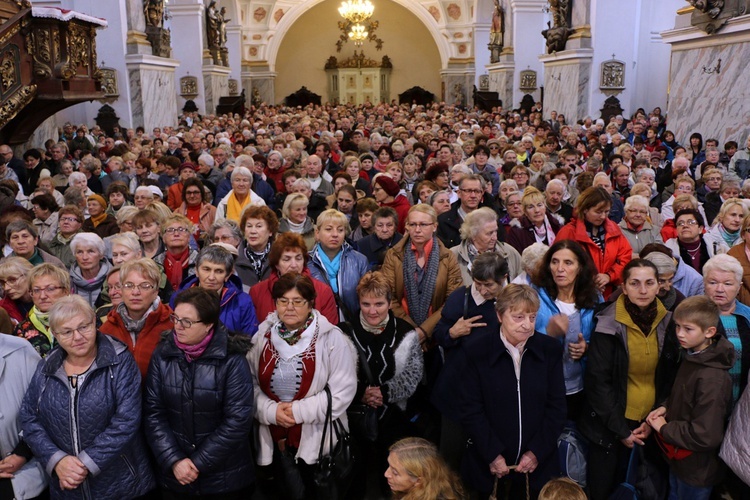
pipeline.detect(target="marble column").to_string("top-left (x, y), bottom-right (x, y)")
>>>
top-left (169, 0), bottom-right (207, 113)
top-left (126, 54), bottom-right (179, 132)
top-left (539, 48), bottom-right (593, 123)
top-left (508, 0), bottom-right (547, 106)
top-left (486, 54), bottom-right (514, 108)
top-left (203, 65), bottom-right (231, 114)
top-left (251, 76), bottom-right (276, 105)
top-left (226, 25), bottom-right (242, 82)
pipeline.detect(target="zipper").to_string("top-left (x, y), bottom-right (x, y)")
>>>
top-left (515, 350), bottom-right (526, 465)
top-left (72, 373), bottom-right (93, 500)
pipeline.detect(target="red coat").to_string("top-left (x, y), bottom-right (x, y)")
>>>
top-left (99, 301), bottom-right (174, 379)
top-left (250, 268), bottom-right (339, 325)
top-left (167, 182), bottom-right (184, 211)
top-left (556, 217), bottom-right (632, 299)
top-left (381, 194), bottom-right (412, 234)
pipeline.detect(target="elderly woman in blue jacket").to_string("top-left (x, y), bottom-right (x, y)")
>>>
top-left (20, 295), bottom-right (155, 499)
top-left (171, 245), bottom-right (259, 336)
top-left (456, 284), bottom-right (566, 498)
top-left (532, 239), bottom-right (601, 421)
top-left (308, 209), bottom-right (369, 321)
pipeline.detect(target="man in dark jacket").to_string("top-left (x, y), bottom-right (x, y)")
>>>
top-left (438, 175), bottom-right (505, 249)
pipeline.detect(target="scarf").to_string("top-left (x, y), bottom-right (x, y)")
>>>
top-left (246, 241), bottom-right (271, 280)
top-left (718, 224), bottom-right (741, 248)
top-left (117, 297), bottom-right (160, 341)
top-left (532, 216), bottom-right (556, 246)
top-left (276, 313), bottom-right (314, 346)
top-left (359, 310), bottom-right (390, 335)
top-left (29, 306), bottom-right (52, 344)
top-left (28, 248), bottom-right (44, 266)
top-left (585, 220), bottom-right (606, 253)
top-left (90, 212), bottom-right (107, 228)
top-left (403, 236), bottom-right (441, 326)
top-left (226, 191), bottom-right (249, 222)
top-left (286, 218), bottom-right (306, 233)
top-left (317, 248), bottom-right (342, 293)
top-left (164, 247), bottom-right (190, 290)
top-left (623, 296), bottom-right (658, 336)
top-left (173, 327), bottom-right (214, 362)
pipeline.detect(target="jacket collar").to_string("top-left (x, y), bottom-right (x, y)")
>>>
top-left (161, 323), bottom-right (229, 360)
top-left (42, 332), bottom-right (125, 376)
top-left (490, 329), bottom-right (546, 365)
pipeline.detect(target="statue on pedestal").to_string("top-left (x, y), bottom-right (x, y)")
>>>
top-left (144, 0), bottom-right (171, 57)
top-left (541, 0), bottom-right (574, 54)
top-left (488, 0), bottom-right (504, 63)
top-left (206, 1), bottom-right (222, 64)
top-left (144, 0), bottom-right (164, 28)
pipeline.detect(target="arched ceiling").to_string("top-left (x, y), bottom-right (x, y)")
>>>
top-left (236, 0), bottom-right (484, 70)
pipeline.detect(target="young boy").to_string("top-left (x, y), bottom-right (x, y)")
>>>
top-left (646, 296), bottom-right (735, 499)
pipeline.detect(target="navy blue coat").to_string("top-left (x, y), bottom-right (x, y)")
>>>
top-left (144, 325), bottom-right (255, 495)
top-left (354, 232), bottom-right (403, 270)
top-left (456, 330), bottom-right (567, 494)
top-left (20, 334), bottom-right (155, 500)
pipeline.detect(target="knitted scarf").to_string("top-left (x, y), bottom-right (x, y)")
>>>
top-left (403, 236), bottom-right (440, 326)
top-left (173, 327), bottom-right (214, 362)
top-left (623, 296), bottom-right (658, 336)
top-left (226, 191), bottom-right (249, 222)
top-left (317, 248), bottom-right (342, 294)
top-left (718, 224), bottom-right (741, 248)
top-left (164, 247), bottom-right (190, 290)
top-left (90, 212), bottom-right (107, 228)
top-left (245, 241), bottom-right (271, 281)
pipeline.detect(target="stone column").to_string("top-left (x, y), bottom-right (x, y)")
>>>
top-left (486, 52), bottom-right (514, 108)
top-left (226, 25), bottom-right (242, 82)
top-left (539, 48), bottom-right (593, 123)
top-left (508, 0), bottom-right (546, 106)
top-left (441, 68), bottom-right (475, 107)
top-left (203, 65), bottom-right (231, 114)
top-left (169, 0), bottom-right (207, 113)
top-left (126, 54), bottom-right (179, 131)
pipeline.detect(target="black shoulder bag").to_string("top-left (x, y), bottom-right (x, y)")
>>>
top-left (347, 340), bottom-right (380, 442)
top-left (314, 386), bottom-right (356, 499)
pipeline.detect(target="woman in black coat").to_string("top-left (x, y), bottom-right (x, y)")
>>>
top-left (144, 287), bottom-right (255, 499)
top-left (456, 284), bottom-right (566, 499)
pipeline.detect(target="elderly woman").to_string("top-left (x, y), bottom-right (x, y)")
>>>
top-left (415, 180), bottom-right (438, 205)
top-left (99, 258), bottom-right (174, 378)
top-left (154, 214), bottom-right (199, 291)
top-left (308, 209), bottom-right (369, 320)
top-left (104, 206), bottom-right (139, 259)
top-left (451, 207), bottom-right (521, 286)
top-left (703, 198), bottom-right (746, 254)
top-left (429, 190), bottom-right (452, 216)
top-left (247, 272), bottom-right (357, 498)
top-left (343, 156), bottom-right (372, 197)
top-left (506, 186), bottom-right (561, 255)
top-left (641, 250), bottom-right (685, 311)
top-left (30, 193), bottom-right (59, 246)
top-left (382, 204), bottom-right (463, 347)
top-left (355, 207), bottom-right (403, 271)
top-left (6, 219), bottom-right (66, 268)
top-left (236, 205), bottom-right (279, 288)
top-left (344, 272), bottom-right (423, 498)
top-left (176, 177), bottom-right (216, 243)
top-left (533, 240), bottom-right (600, 420)
top-left (455, 284), bottom-right (566, 498)
top-left (511, 242), bottom-right (549, 285)
top-left (619, 194), bottom-right (664, 258)
top-left (0, 257), bottom-right (34, 325)
top-left (145, 288), bottom-right (255, 498)
top-left (499, 190), bottom-right (524, 231)
top-left (702, 254), bottom-right (750, 404)
top-left (173, 245), bottom-right (258, 336)
top-left (279, 192), bottom-right (316, 250)
top-left (133, 209), bottom-right (165, 259)
top-left (36, 176), bottom-right (65, 207)
top-left (96, 266), bottom-right (123, 323)
top-left (216, 166), bottom-right (266, 223)
top-left (250, 232), bottom-right (339, 325)
top-left (728, 213), bottom-right (750, 306)
top-left (580, 259), bottom-right (676, 500)
top-left (82, 194), bottom-right (119, 238)
top-left (107, 231), bottom-right (173, 303)
top-left (20, 296), bottom-right (155, 499)
top-left (13, 264), bottom-right (70, 358)
top-left (705, 176), bottom-right (742, 226)
top-left (206, 219), bottom-right (243, 247)
top-left (70, 232), bottom-right (112, 308)
top-left (629, 182), bottom-right (663, 231)
top-left (557, 186), bottom-right (632, 299)
top-left (372, 175), bottom-right (411, 234)
top-left (68, 171), bottom-right (93, 196)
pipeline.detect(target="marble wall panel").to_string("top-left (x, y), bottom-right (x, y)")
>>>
top-left (129, 68), bottom-right (177, 132)
top-left (203, 71), bottom-right (229, 113)
top-left (253, 78), bottom-right (274, 105)
top-left (668, 42), bottom-right (750, 144)
top-left (488, 68), bottom-right (513, 108)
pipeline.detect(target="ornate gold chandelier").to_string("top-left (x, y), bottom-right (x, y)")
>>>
top-left (338, 0), bottom-right (374, 24)
top-left (348, 23), bottom-right (369, 45)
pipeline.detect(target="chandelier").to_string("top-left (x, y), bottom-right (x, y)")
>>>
top-left (348, 23), bottom-right (368, 46)
top-left (338, 0), bottom-right (374, 24)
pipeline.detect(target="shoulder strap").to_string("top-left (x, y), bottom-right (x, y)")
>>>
top-left (318, 385), bottom-right (333, 462)
top-left (463, 286), bottom-right (471, 318)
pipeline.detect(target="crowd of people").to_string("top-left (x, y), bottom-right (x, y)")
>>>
top-left (1, 100), bottom-right (750, 500)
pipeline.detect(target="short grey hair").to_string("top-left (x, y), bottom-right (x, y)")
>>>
top-left (135, 186), bottom-right (152, 197)
top-left (471, 252), bottom-right (509, 283)
top-left (624, 195), bottom-right (649, 211)
top-left (291, 178), bottom-right (312, 192)
top-left (197, 245), bottom-right (234, 273)
top-left (636, 168), bottom-right (655, 180)
top-left (231, 166), bottom-right (253, 183)
top-left (206, 219), bottom-right (242, 245)
top-left (459, 207), bottom-right (498, 241)
top-left (68, 171), bottom-right (86, 186)
top-left (6, 219), bottom-right (38, 240)
top-left (49, 295), bottom-right (95, 334)
top-left (198, 153), bottom-right (215, 167)
top-left (267, 150), bottom-right (283, 162)
top-left (235, 154), bottom-right (254, 169)
top-left (520, 243), bottom-right (549, 274)
top-left (703, 254), bottom-right (743, 284)
top-left (643, 252), bottom-right (676, 276)
top-left (109, 232), bottom-right (142, 255)
top-left (70, 232), bottom-right (105, 257)
top-left (545, 179), bottom-right (565, 192)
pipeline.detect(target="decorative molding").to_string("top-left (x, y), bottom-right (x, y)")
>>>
top-left (599, 58), bottom-right (625, 91)
top-left (180, 76), bottom-right (199, 97)
top-left (0, 24), bottom-right (20, 47)
top-left (568, 24), bottom-right (592, 39)
top-left (0, 84), bottom-right (37, 129)
top-left (99, 67), bottom-right (118, 97)
top-left (228, 78), bottom-right (238, 95)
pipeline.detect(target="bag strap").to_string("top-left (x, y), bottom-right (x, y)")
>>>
top-left (318, 386), bottom-right (334, 462)
top-left (624, 446), bottom-right (639, 486)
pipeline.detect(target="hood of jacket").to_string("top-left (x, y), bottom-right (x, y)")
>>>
top-left (682, 335), bottom-right (735, 371)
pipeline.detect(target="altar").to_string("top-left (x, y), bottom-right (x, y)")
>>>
top-left (325, 52), bottom-right (392, 105)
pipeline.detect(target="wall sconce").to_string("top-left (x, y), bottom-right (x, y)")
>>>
top-left (701, 58), bottom-right (721, 75)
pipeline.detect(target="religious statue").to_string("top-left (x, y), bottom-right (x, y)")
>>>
top-left (689, 0), bottom-right (724, 18)
top-left (144, 0), bottom-right (164, 28)
top-left (218, 7), bottom-right (230, 46)
top-left (541, 0), bottom-right (573, 54)
top-left (452, 83), bottom-right (465, 107)
top-left (205, 1), bottom-right (220, 49)
top-left (488, 0), bottom-right (505, 63)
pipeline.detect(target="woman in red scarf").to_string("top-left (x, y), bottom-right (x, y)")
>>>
top-left (176, 177), bottom-right (216, 245)
top-left (154, 214), bottom-right (199, 290)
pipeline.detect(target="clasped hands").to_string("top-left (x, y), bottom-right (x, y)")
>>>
top-left (275, 402), bottom-right (297, 428)
top-left (362, 386), bottom-right (383, 408)
top-left (0, 453), bottom-right (27, 479)
top-left (489, 451), bottom-right (537, 479)
top-left (645, 406), bottom-right (667, 434)
top-left (546, 314), bottom-right (587, 360)
top-left (621, 421), bottom-right (653, 449)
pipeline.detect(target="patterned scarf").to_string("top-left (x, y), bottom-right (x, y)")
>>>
top-left (623, 296), bottom-right (658, 336)
top-left (585, 220), bottom-right (606, 253)
top-left (277, 313), bottom-right (314, 346)
top-left (173, 327), bottom-right (214, 362)
top-left (29, 306), bottom-right (52, 343)
top-left (117, 298), bottom-right (160, 340)
top-left (245, 241), bottom-right (270, 280)
top-left (403, 236), bottom-right (441, 326)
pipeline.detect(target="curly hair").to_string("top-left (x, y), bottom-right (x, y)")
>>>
top-left (388, 437), bottom-right (464, 500)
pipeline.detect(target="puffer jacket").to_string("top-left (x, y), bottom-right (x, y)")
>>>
top-left (308, 241), bottom-right (369, 320)
top-left (144, 325), bottom-right (255, 495)
top-left (250, 268), bottom-right (339, 326)
top-left (720, 372), bottom-right (750, 485)
top-left (172, 274), bottom-right (258, 336)
top-left (20, 334), bottom-right (155, 500)
top-left (660, 336), bottom-right (734, 487)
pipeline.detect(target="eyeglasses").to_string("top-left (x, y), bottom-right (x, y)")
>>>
top-left (55, 322), bottom-right (94, 339)
top-left (406, 222), bottom-right (434, 230)
top-left (276, 297), bottom-right (309, 308)
top-left (676, 220), bottom-right (699, 227)
top-left (31, 285), bottom-right (66, 296)
top-left (185, 190), bottom-right (202, 196)
top-left (170, 314), bottom-right (203, 329)
top-left (60, 216), bottom-right (81, 223)
top-left (489, 146), bottom-right (500, 150)
top-left (122, 282), bottom-right (157, 291)
top-left (164, 227), bottom-right (189, 234)
top-left (460, 188), bottom-right (483, 195)
top-left (0, 275), bottom-right (24, 288)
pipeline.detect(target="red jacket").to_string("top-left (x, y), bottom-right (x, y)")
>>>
top-left (99, 301), bottom-right (174, 379)
top-left (556, 217), bottom-right (632, 299)
top-left (250, 268), bottom-right (339, 325)
top-left (167, 182), bottom-right (184, 211)
top-left (381, 194), bottom-right (412, 234)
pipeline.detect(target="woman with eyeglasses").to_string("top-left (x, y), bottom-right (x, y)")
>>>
top-left (145, 287), bottom-right (256, 498)
top-left (100, 258), bottom-right (174, 379)
top-left (175, 177), bottom-right (216, 245)
top-left (0, 257), bottom-right (34, 327)
top-left (154, 214), bottom-right (199, 291)
top-left (20, 295), bottom-right (156, 499)
top-left (247, 272), bottom-right (356, 499)
top-left (13, 264), bottom-right (70, 358)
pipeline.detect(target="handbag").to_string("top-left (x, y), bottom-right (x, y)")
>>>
top-left (314, 386), bottom-right (356, 499)
top-left (272, 444), bottom-right (306, 500)
top-left (557, 424), bottom-right (589, 487)
top-left (347, 340), bottom-right (380, 442)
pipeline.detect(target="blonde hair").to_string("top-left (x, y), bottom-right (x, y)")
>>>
top-left (49, 295), bottom-right (95, 333)
top-left (716, 198), bottom-right (747, 226)
top-left (160, 213), bottom-right (194, 235)
top-left (538, 478), bottom-right (587, 500)
top-left (315, 208), bottom-right (351, 236)
top-left (407, 204), bottom-right (438, 224)
top-left (0, 256), bottom-right (34, 281)
top-left (389, 438), bottom-right (464, 500)
top-left (521, 186), bottom-right (545, 211)
top-left (120, 258), bottom-right (161, 286)
top-left (282, 192), bottom-right (309, 219)
top-left (28, 263), bottom-right (71, 292)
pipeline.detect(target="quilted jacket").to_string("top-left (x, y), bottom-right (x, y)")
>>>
top-left (308, 241), bottom-right (369, 319)
top-left (144, 325), bottom-right (255, 494)
top-left (20, 333), bottom-right (155, 500)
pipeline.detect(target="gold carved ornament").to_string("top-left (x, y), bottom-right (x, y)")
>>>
top-left (0, 49), bottom-right (16, 93)
top-left (0, 84), bottom-right (37, 129)
top-left (24, 24), bottom-right (52, 79)
top-left (60, 23), bottom-right (90, 80)
top-left (0, 24), bottom-right (20, 47)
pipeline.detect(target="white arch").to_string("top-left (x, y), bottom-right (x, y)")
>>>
top-left (265, 0), bottom-right (452, 71)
